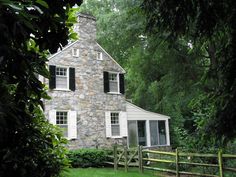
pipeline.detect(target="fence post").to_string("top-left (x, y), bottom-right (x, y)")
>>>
top-left (138, 145), bottom-right (143, 173)
top-left (124, 146), bottom-right (128, 172)
top-left (176, 148), bottom-right (179, 177)
top-left (218, 149), bottom-right (223, 177)
top-left (114, 143), bottom-right (118, 171)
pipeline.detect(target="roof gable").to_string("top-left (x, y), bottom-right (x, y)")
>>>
top-left (96, 42), bottom-right (125, 73)
top-left (48, 40), bottom-right (79, 60)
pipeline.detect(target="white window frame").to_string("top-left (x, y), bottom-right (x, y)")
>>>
top-left (108, 72), bottom-right (120, 94)
top-left (97, 51), bottom-right (103, 60)
top-left (56, 111), bottom-right (68, 138)
top-left (111, 112), bottom-right (120, 137)
top-left (55, 66), bottom-right (69, 90)
top-left (72, 48), bottom-right (79, 57)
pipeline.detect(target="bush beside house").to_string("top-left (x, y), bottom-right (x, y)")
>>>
top-left (67, 149), bottom-right (112, 168)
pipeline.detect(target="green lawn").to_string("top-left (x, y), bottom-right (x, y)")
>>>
top-left (63, 167), bottom-right (161, 177)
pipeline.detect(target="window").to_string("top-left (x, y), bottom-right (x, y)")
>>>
top-left (49, 110), bottom-right (77, 139)
top-left (72, 48), bottom-right (79, 57)
top-left (97, 52), bottom-right (103, 60)
top-left (103, 72), bottom-right (125, 94)
top-left (56, 111), bottom-right (68, 137)
top-left (111, 112), bottom-right (120, 136)
top-left (150, 120), bottom-right (167, 146)
top-left (105, 111), bottom-right (127, 138)
top-left (128, 120), bottom-right (167, 147)
top-left (56, 67), bottom-right (68, 89)
top-left (49, 65), bottom-right (75, 91)
top-left (109, 73), bottom-right (118, 93)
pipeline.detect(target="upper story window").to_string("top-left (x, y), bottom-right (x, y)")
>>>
top-left (72, 48), bottom-right (79, 57)
top-left (109, 73), bottom-right (118, 93)
top-left (103, 71), bottom-right (125, 94)
top-left (56, 67), bottom-right (68, 89)
top-left (49, 65), bottom-right (75, 91)
top-left (111, 112), bottom-right (120, 136)
top-left (97, 52), bottom-right (103, 60)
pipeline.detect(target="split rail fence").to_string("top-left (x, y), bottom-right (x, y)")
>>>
top-left (108, 144), bottom-right (236, 177)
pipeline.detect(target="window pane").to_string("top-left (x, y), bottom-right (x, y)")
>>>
top-left (56, 76), bottom-right (67, 89)
top-left (150, 120), bottom-right (158, 146)
top-left (109, 73), bottom-right (118, 92)
top-left (111, 125), bottom-right (120, 136)
top-left (158, 121), bottom-right (167, 145)
top-left (58, 125), bottom-right (68, 137)
top-left (128, 121), bottom-right (137, 147)
top-left (109, 81), bottom-right (118, 92)
top-left (56, 112), bottom-right (68, 137)
top-left (138, 121), bottom-right (146, 146)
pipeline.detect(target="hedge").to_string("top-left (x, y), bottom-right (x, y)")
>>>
top-left (67, 148), bottom-right (112, 168)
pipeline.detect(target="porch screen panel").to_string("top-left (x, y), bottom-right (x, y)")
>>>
top-left (150, 120), bottom-right (158, 146)
top-left (158, 120), bottom-right (167, 145)
top-left (138, 121), bottom-right (146, 146)
top-left (128, 121), bottom-right (137, 147)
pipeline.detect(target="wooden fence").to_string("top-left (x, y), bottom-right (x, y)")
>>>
top-left (109, 144), bottom-right (236, 177)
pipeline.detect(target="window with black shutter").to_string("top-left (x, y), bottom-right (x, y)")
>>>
top-left (49, 65), bottom-right (75, 91)
top-left (104, 72), bottom-right (125, 94)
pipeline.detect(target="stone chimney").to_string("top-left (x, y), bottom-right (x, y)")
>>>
top-left (74, 13), bottom-right (97, 42)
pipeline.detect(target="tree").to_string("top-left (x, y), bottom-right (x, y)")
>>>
top-left (0, 0), bottom-right (82, 176)
top-left (142, 0), bottom-right (236, 143)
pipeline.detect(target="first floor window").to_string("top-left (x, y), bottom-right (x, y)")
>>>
top-left (128, 120), bottom-right (167, 147)
top-left (150, 120), bottom-right (167, 146)
top-left (111, 112), bottom-right (120, 136)
top-left (56, 67), bottom-right (68, 89)
top-left (56, 111), bottom-right (68, 137)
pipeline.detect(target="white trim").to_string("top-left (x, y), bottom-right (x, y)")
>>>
top-left (126, 101), bottom-right (170, 119)
top-left (55, 66), bottom-right (69, 90)
top-left (146, 120), bottom-right (151, 147)
top-left (166, 119), bottom-right (170, 146)
top-left (107, 72), bottom-right (120, 94)
top-left (96, 42), bottom-right (126, 73)
top-left (48, 40), bottom-right (79, 60)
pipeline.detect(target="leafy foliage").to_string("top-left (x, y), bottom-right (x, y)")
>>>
top-left (142, 0), bottom-right (236, 143)
top-left (0, 0), bottom-right (82, 176)
top-left (80, 0), bottom-right (236, 150)
top-left (67, 149), bottom-right (111, 168)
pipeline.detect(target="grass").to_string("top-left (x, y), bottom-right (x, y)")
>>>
top-left (63, 167), bottom-right (161, 177)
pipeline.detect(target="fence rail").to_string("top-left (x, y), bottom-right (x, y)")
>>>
top-left (110, 144), bottom-right (236, 177)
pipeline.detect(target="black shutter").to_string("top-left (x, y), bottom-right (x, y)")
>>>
top-left (119, 73), bottom-right (125, 94)
top-left (103, 71), bottom-right (109, 93)
top-left (49, 65), bottom-right (56, 89)
top-left (69, 67), bottom-right (75, 91)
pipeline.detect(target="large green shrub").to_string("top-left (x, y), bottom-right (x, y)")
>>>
top-left (0, 108), bottom-right (69, 177)
top-left (68, 149), bottom-right (112, 168)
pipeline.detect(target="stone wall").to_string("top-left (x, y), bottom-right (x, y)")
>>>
top-left (44, 13), bottom-right (126, 149)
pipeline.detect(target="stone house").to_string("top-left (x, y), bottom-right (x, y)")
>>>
top-left (42, 13), bottom-right (170, 149)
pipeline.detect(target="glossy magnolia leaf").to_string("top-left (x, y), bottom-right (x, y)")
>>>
top-left (36, 0), bottom-right (49, 8)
